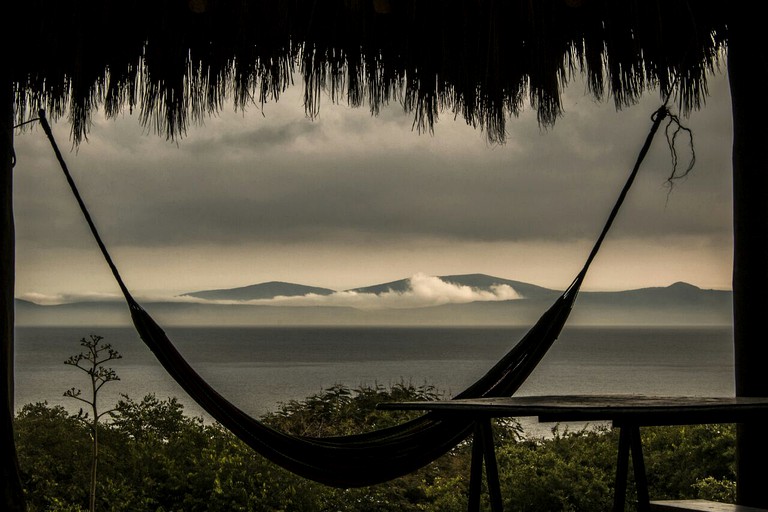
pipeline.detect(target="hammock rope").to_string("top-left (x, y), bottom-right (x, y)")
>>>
top-left (36, 104), bottom-right (670, 487)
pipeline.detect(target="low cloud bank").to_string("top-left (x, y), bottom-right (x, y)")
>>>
top-left (21, 274), bottom-right (521, 309)
top-left (191, 273), bottom-right (520, 309)
top-left (19, 292), bottom-right (124, 305)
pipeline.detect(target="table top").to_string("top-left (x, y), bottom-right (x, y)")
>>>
top-left (376, 395), bottom-right (768, 426)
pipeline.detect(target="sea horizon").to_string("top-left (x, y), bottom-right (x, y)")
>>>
top-left (15, 324), bottom-right (735, 436)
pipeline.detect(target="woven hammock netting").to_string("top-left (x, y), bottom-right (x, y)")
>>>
top-left (36, 103), bottom-right (670, 488)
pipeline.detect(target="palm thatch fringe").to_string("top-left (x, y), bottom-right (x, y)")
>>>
top-left (10, 0), bottom-right (726, 144)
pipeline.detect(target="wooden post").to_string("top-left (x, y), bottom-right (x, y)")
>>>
top-left (1, 79), bottom-right (26, 510)
top-left (729, 7), bottom-right (768, 508)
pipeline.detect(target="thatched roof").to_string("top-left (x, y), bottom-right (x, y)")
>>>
top-left (11, 0), bottom-right (726, 144)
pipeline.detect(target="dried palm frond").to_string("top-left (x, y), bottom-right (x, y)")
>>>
top-left (10, 0), bottom-right (727, 144)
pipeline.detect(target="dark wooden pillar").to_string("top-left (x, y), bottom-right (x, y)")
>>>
top-left (1, 78), bottom-right (26, 509)
top-left (729, 8), bottom-right (768, 508)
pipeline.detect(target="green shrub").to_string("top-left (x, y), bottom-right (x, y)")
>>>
top-left (14, 402), bottom-right (91, 511)
top-left (642, 424), bottom-right (736, 502)
top-left (15, 386), bottom-right (738, 511)
top-left (495, 427), bottom-right (617, 511)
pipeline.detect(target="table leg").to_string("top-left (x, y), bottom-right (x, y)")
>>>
top-left (629, 426), bottom-right (650, 511)
top-left (468, 422), bottom-right (484, 512)
top-left (614, 426), bottom-right (631, 512)
top-left (614, 425), bottom-right (650, 512)
top-left (467, 420), bottom-right (504, 512)
top-left (479, 419), bottom-right (504, 512)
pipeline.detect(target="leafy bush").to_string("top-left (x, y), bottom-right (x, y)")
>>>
top-left (14, 403), bottom-right (91, 511)
top-left (642, 424), bottom-right (736, 501)
top-left (493, 426), bottom-right (618, 511)
top-left (14, 385), bottom-right (738, 512)
top-left (262, 382), bottom-right (443, 436)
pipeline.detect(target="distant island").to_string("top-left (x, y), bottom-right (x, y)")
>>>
top-left (16, 274), bottom-right (732, 327)
top-left (183, 281), bottom-right (335, 301)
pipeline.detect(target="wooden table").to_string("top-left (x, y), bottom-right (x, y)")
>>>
top-left (377, 395), bottom-right (768, 512)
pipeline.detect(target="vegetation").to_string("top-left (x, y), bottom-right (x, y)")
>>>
top-left (63, 335), bottom-right (123, 512)
top-left (13, 381), bottom-right (737, 512)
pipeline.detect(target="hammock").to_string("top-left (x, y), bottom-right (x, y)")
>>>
top-left (36, 105), bottom-right (669, 488)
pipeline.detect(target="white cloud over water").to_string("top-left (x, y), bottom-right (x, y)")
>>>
top-left (19, 292), bottom-right (123, 306)
top-left (176, 273), bottom-right (521, 309)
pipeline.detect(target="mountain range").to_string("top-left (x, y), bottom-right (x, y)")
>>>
top-left (16, 274), bottom-right (732, 327)
top-left (182, 281), bottom-right (335, 300)
top-left (181, 274), bottom-right (557, 301)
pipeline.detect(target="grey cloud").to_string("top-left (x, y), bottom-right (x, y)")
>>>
top-left (56, 151), bottom-right (727, 250)
top-left (190, 120), bottom-right (323, 154)
top-left (13, 73), bottom-right (732, 253)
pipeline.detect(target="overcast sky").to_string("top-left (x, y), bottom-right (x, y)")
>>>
top-left (13, 70), bottom-right (733, 304)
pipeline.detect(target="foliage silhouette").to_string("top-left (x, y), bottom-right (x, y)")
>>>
top-left (63, 335), bottom-right (122, 512)
top-left (12, 383), bottom-right (739, 511)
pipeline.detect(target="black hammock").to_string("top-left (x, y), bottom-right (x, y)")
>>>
top-left (37, 105), bottom-right (669, 488)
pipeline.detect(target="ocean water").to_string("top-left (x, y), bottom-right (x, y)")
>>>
top-left (14, 325), bottom-right (734, 435)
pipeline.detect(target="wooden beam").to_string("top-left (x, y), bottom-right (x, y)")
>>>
top-left (0, 80), bottom-right (26, 510)
top-left (729, 7), bottom-right (768, 509)
top-left (650, 500), bottom-right (768, 512)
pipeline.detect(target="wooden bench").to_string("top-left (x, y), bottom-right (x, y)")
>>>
top-left (649, 500), bottom-right (768, 512)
